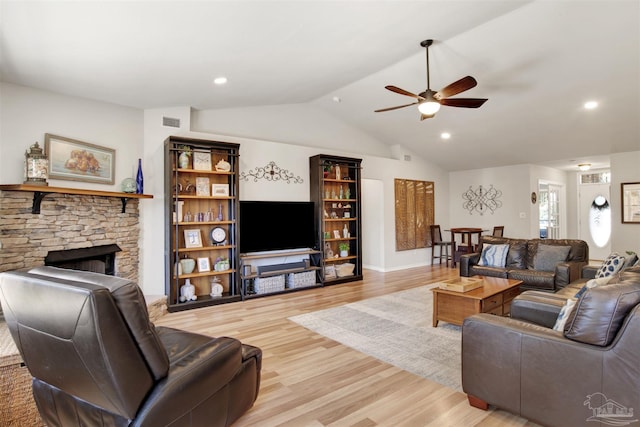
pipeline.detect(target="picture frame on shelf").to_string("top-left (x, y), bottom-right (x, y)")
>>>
top-left (195, 177), bottom-right (211, 196)
top-left (324, 265), bottom-right (337, 280)
top-left (183, 229), bottom-right (203, 248)
top-left (197, 257), bottom-right (211, 272)
top-left (192, 151), bottom-right (212, 171)
top-left (333, 230), bottom-right (340, 239)
top-left (212, 184), bottom-right (229, 196)
top-left (45, 133), bottom-right (115, 184)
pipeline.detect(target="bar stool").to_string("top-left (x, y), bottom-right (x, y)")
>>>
top-left (429, 224), bottom-right (453, 267)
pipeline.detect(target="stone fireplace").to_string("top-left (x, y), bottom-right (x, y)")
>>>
top-left (0, 190), bottom-right (141, 283)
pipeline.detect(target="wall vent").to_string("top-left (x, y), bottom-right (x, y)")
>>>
top-left (404, 154), bottom-right (412, 162)
top-left (162, 117), bottom-right (181, 128)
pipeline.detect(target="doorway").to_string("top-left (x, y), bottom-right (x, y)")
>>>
top-left (538, 182), bottom-right (564, 239)
top-left (578, 171), bottom-right (611, 261)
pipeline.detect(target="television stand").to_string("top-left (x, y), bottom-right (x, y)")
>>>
top-left (240, 249), bottom-right (322, 298)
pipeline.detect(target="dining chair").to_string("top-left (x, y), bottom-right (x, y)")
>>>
top-left (492, 226), bottom-right (504, 237)
top-left (429, 224), bottom-right (453, 267)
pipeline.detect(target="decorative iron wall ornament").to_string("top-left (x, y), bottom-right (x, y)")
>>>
top-left (462, 184), bottom-right (503, 215)
top-left (240, 161), bottom-right (304, 184)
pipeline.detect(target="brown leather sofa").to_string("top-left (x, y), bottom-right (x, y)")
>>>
top-left (0, 266), bottom-right (262, 427)
top-left (459, 236), bottom-right (589, 291)
top-left (462, 265), bottom-right (640, 427)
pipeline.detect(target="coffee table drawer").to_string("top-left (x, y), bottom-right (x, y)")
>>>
top-left (503, 286), bottom-right (521, 303)
top-left (482, 293), bottom-right (503, 312)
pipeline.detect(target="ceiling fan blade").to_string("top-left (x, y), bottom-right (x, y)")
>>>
top-left (435, 76), bottom-right (478, 100)
top-left (385, 85), bottom-right (423, 100)
top-left (375, 102), bottom-right (419, 112)
top-left (420, 113), bottom-right (435, 121)
top-left (440, 98), bottom-right (488, 108)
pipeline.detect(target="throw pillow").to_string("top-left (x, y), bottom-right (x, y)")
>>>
top-left (595, 252), bottom-right (626, 278)
top-left (533, 244), bottom-right (571, 272)
top-left (553, 298), bottom-right (577, 331)
top-left (622, 252), bottom-right (639, 269)
top-left (478, 243), bottom-right (509, 267)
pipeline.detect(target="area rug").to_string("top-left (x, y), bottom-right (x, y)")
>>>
top-left (288, 284), bottom-right (463, 391)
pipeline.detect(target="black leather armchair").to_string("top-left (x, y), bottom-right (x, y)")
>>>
top-left (0, 266), bottom-right (261, 427)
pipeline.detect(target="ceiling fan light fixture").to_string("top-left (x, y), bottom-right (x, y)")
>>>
top-left (578, 163), bottom-right (591, 171)
top-left (418, 100), bottom-right (441, 115)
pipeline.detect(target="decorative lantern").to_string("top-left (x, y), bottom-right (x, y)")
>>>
top-left (24, 141), bottom-right (49, 186)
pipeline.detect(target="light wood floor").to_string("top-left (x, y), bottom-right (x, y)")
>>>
top-left (155, 265), bottom-right (540, 427)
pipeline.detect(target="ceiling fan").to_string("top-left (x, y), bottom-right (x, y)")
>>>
top-left (375, 39), bottom-right (488, 120)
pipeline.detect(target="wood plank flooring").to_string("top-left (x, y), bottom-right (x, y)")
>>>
top-left (155, 265), bottom-right (540, 426)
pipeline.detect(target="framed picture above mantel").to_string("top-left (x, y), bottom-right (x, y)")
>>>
top-left (45, 134), bottom-right (115, 184)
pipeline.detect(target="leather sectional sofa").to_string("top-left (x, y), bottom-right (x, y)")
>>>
top-left (462, 264), bottom-right (640, 427)
top-left (459, 236), bottom-right (589, 292)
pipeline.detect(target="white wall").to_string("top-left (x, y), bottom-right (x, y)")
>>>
top-left (0, 82), bottom-right (142, 186)
top-left (610, 151), bottom-right (640, 255)
top-left (449, 164), bottom-right (571, 240)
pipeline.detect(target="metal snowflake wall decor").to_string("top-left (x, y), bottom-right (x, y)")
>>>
top-left (462, 184), bottom-right (503, 215)
top-left (240, 161), bottom-right (304, 184)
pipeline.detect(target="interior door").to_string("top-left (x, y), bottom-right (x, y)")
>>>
top-left (579, 182), bottom-right (611, 261)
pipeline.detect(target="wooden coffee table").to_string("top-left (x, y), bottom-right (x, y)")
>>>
top-left (432, 276), bottom-right (522, 327)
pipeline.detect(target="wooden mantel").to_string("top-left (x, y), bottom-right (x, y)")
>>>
top-left (0, 184), bottom-right (153, 214)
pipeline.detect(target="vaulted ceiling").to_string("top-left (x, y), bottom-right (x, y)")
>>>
top-left (1, 1), bottom-right (638, 171)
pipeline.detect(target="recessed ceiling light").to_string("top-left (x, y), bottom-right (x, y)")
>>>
top-left (332, 96), bottom-right (342, 103)
top-left (213, 77), bottom-right (228, 85)
top-left (584, 101), bottom-right (598, 110)
top-left (440, 132), bottom-right (451, 140)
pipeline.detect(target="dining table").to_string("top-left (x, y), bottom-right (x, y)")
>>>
top-left (448, 227), bottom-right (486, 267)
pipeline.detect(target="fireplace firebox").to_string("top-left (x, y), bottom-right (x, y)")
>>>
top-left (45, 244), bottom-right (121, 276)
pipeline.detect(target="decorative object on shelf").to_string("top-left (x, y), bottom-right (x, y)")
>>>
top-left (323, 164), bottom-right (332, 178)
top-left (210, 226), bottom-right (226, 245)
top-left (197, 257), bottom-right (211, 272)
top-left (215, 159), bottom-right (231, 172)
top-left (179, 257), bottom-right (196, 274)
top-left (45, 133), bottom-right (115, 184)
top-left (324, 264), bottom-right (337, 280)
top-left (179, 279), bottom-right (197, 302)
top-left (193, 150), bottom-right (212, 171)
top-left (339, 186), bottom-right (344, 199)
top-left (214, 257), bottom-right (230, 271)
top-left (339, 242), bottom-right (349, 257)
top-left (462, 184), bottom-right (503, 215)
top-left (336, 262), bottom-right (355, 277)
top-left (345, 187), bottom-right (351, 199)
top-left (210, 277), bottom-right (223, 297)
top-left (335, 165), bottom-right (341, 180)
top-left (240, 160), bottom-right (303, 184)
top-left (324, 242), bottom-right (334, 259)
top-left (178, 145), bottom-right (191, 169)
top-left (217, 203), bottom-right (223, 221)
top-left (195, 177), bottom-right (210, 196)
top-left (531, 191), bottom-right (537, 204)
top-left (183, 229), bottom-right (203, 248)
top-left (212, 184), bottom-right (229, 196)
top-left (136, 158), bottom-right (144, 194)
top-left (343, 224), bottom-right (349, 238)
top-left (24, 141), bottom-right (49, 186)
top-left (121, 177), bottom-right (136, 193)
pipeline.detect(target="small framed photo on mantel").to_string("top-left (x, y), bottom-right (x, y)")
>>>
top-left (192, 151), bottom-right (212, 171)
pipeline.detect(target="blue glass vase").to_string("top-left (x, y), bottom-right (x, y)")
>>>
top-left (136, 158), bottom-right (144, 194)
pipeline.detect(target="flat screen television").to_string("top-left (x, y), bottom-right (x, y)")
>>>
top-left (239, 200), bottom-right (317, 254)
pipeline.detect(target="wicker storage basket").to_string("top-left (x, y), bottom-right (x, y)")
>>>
top-left (286, 271), bottom-right (316, 289)
top-left (1, 322), bottom-right (43, 426)
top-left (254, 275), bottom-right (285, 294)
